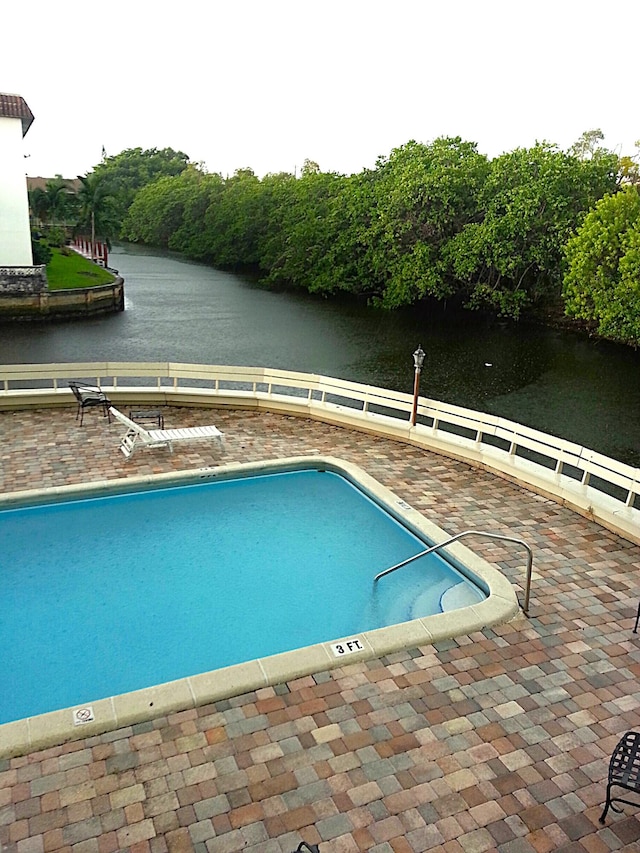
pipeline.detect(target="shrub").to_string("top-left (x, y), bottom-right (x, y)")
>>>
top-left (31, 238), bottom-right (52, 265)
top-left (44, 226), bottom-right (67, 248)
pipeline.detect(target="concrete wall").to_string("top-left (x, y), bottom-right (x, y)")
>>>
top-left (0, 116), bottom-right (33, 266)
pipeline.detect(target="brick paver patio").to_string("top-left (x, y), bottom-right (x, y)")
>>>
top-left (1, 405), bottom-right (640, 853)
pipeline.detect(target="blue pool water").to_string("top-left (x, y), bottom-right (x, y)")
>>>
top-left (0, 468), bottom-right (484, 723)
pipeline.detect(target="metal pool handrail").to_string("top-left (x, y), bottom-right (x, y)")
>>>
top-left (374, 530), bottom-right (534, 614)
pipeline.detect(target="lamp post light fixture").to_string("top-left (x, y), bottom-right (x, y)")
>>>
top-left (411, 344), bottom-right (426, 426)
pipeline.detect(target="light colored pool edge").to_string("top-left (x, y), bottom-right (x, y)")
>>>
top-left (0, 455), bottom-right (521, 759)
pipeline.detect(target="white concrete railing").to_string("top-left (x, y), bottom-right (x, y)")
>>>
top-left (1, 361), bottom-right (639, 544)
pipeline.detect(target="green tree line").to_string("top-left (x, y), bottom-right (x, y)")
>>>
top-left (33, 138), bottom-right (640, 345)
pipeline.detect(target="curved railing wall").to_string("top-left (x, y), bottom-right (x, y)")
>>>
top-left (1, 361), bottom-right (639, 544)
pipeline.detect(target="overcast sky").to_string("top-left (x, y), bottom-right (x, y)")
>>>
top-left (3, 0), bottom-right (638, 180)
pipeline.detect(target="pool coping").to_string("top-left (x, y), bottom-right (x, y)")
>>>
top-left (0, 455), bottom-right (521, 759)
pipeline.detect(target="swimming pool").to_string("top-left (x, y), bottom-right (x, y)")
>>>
top-left (0, 457), bottom-right (519, 753)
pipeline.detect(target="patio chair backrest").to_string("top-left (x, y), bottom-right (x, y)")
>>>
top-left (68, 382), bottom-right (84, 404)
top-left (68, 381), bottom-right (108, 403)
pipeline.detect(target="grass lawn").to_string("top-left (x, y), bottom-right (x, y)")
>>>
top-left (46, 248), bottom-right (115, 290)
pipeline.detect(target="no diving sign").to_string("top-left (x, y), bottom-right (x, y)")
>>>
top-left (72, 707), bottom-right (95, 726)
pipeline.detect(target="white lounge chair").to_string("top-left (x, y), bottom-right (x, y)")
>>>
top-left (109, 406), bottom-right (225, 459)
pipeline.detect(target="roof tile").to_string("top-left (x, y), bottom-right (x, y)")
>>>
top-left (0, 92), bottom-right (34, 136)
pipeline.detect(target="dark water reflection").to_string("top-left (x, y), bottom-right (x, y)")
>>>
top-left (0, 243), bottom-right (638, 466)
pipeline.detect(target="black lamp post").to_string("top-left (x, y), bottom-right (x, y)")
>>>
top-left (411, 344), bottom-right (425, 426)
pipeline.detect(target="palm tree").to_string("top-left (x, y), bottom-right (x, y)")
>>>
top-left (44, 175), bottom-right (73, 225)
top-left (28, 187), bottom-right (50, 228)
top-left (75, 173), bottom-right (118, 257)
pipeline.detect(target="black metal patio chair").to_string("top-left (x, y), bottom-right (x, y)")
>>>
top-left (600, 730), bottom-right (640, 822)
top-left (68, 381), bottom-right (111, 426)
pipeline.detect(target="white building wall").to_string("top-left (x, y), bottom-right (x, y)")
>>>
top-left (0, 115), bottom-right (33, 266)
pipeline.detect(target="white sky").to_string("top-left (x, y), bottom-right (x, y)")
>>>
top-left (3, 0), bottom-right (639, 180)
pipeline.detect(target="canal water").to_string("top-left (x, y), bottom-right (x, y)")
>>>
top-left (0, 242), bottom-right (638, 466)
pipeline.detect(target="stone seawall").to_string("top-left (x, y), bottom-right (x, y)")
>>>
top-left (0, 275), bottom-right (124, 320)
top-left (0, 265), bottom-right (47, 294)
